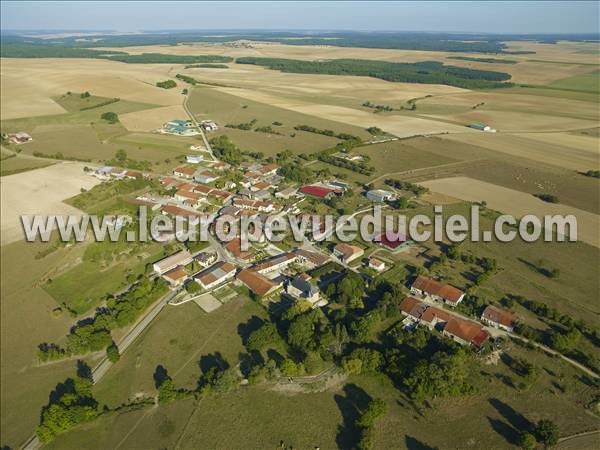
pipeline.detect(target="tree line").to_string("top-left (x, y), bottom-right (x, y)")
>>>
top-left (237, 57), bottom-right (514, 89)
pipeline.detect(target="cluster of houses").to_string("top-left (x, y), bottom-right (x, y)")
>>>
top-left (400, 296), bottom-right (490, 348)
top-left (153, 245), bottom-right (329, 308)
top-left (400, 275), bottom-right (519, 348)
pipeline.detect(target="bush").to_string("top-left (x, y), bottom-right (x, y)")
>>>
top-left (534, 193), bottom-right (559, 203)
top-left (106, 342), bottom-right (120, 363)
top-left (100, 112), bottom-right (119, 124)
top-left (156, 80), bottom-right (177, 89)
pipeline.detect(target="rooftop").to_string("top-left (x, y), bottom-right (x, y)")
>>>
top-left (412, 276), bottom-right (464, 303)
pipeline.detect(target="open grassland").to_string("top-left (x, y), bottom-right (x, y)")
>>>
top-left (46, 335), bottom-right (599, 449)
top-left (93, 297), bottom-right (267, 407)
top-left (0, 162), bottom-right (100, 245)
top-left (420, 177), bottom-right (599, 248)
top-left (0, 238), bottom-right (101, 449)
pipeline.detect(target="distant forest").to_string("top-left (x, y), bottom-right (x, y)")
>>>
top-left (447, 56), bottom-right (518, 64)
top-left (236, 57), bottom-right (513, 89)
top-left (2, 30), bottom-right (598, 55)
top-left (0, 42), bottom-right (233, 63)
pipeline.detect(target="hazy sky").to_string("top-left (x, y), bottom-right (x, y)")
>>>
top-left (1, 1), bottom-right (598, 34)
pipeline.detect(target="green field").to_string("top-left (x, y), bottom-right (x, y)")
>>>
top-left (549, 70), bottom-right (600, 94)
top-left (187, 86), bottom-right (371, 156)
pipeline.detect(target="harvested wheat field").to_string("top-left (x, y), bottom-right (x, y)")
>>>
top-left (0, 58), bottom-right (183, 120)
top-left (119, 104), bottom-right (187, 131)
top-left (426, 109), bottom-right (598, 132)
top-left (214, 86), bottom-right (470, 138)
top-left (443, 132), bottom-right (600, 172)
top-left (420, 177), bottom-right (600, 248)
top-left (0, 162), bottom-right (100, 245)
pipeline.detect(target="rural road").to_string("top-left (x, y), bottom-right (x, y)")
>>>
top-left (182, 90), bottom-right (215, 161)
top-left (92, 289), bottom-right (181, 382)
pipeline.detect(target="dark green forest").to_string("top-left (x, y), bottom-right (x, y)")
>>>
top-left (236, 57), bottom-right (513, 89)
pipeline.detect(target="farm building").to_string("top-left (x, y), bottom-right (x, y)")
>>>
top-left (200, 120), bottom-right (219, 131)
top-left (194, 171), bottom-right (219, 184)
top-left (293, 249), bottom-right (330, 269)
top-left (153, 250), bottom-right (193, 275)
top-left (275, 186), bottom-right (299, 200)
top-left (399, 297), bottom-right (489, 348)
top-left (7, 132), bottom-right (33, 144)
top-left (410, 275), bottom-right (465, 307)
top-left (366, 189), bottom-right (394, 202)
top-left (162, 267), bottom-right (188, 287)
top-left (194, 261), bottom-right (236, 290)
top-left (160, 120), bottom-right (200, 136)
top-left (233, 198), bottom-right (281, 213)
top-left (333, 243), bottom-right (364, 264)
top-left (372, 232), bottom-right (413, 252)
top-left (468, 122), bottom-right (496, 133)
top-left (94, 166), bottom-right (113, 177)
top-left (252, 253), bottom-right (298, 275)
top-left (237, 269), bottom-right (281, 297)
top-left (481, 305), bottom-right (518, 332)
top-left (443, 318), bottom-right (490, 348)
top-left (186, 155), bottom-right (203, 164)
top-left (299, 185), bottom-right (337, 199)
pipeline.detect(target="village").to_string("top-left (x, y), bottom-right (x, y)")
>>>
top-left (84, 116), bottom-right (518, 353)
